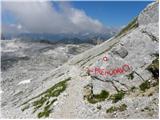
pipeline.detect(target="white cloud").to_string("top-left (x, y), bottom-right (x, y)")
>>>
top-left (2, 1), bottom-right (106, 34)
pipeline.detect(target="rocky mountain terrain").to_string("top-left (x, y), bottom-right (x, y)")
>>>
top-left (1, 2), bottom-right (159, 119)
top-left (2, 30), bottom-right (117, 45)
top-left (0, 40), bottom-right (93, 117)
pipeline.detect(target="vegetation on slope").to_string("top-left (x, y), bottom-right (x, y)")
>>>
top-left (109, 90), bottom-right (125, 103)
top-left (21, 77), bottom-right (71, 118)
top-left (147, 57), bottom-right (159, 79)
top-left (126, 71), bottom-right (134, 80)
top-left (106, 104), bottom-right (127, 113)
top-left (139, 80), bottom-right (151, 92)
top-left (87, 90), bottom-right (109, 104)
top-left (116, 17), bottom-right (138, 37)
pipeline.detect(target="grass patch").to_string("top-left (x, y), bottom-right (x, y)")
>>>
top-left (126, 72), bottom-right (134, 80)
top-left (116, 17), bottom-right (138, 37)
top-left (21, 77), bottom-right (71, 118)
top-left (21, 77), bottom-right (71, 106)
top-left (87, 90), bottom-right (109, 104)
top-left (32, 97), bottom-right (47, 113)
top-left (37, 99), bottom-right (57, 118)
top-left (106, 106), bottom-right (115, 113)
top-left (109, 90), bottom-right (125, 103)
top-left (40, 77), bottom-right (71, 97)
top-left (118, 104), bottom-right (127, 111)
top-left (106, 104), bottom-right (127, 113)
top-left (139, 80), bottom-right (151, 92)
top-left (147, 57), bottom-right (159, 79)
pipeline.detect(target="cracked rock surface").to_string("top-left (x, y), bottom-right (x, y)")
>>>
top-left (1, 2), bottom-right (159, 119)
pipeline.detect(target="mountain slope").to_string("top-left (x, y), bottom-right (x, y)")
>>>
top-left (1, 2), bottom-right (159, 119)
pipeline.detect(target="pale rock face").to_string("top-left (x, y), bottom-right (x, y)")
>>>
top-left (138, 2), bottom-right (159, 26)
top-left (91, 2), bottom-right (159, 94)
top-left (83, 84), bottom-right (92, 99)
top-left (1, 2), bottom-right (158, 119)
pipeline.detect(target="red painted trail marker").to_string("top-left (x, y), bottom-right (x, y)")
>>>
top-left (86, 64), bottom-right (132, 77)
top-left (84, 52), bottom-right (133, 81)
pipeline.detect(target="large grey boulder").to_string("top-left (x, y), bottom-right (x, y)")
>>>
top-left (90, 2), bottom-right (159, 94)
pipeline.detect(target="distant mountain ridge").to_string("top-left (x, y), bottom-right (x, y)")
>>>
top-left (2, 31), bottom-right (117, 45)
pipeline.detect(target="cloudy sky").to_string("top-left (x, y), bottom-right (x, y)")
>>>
top-left (2, 1), bottom-right (151, 35)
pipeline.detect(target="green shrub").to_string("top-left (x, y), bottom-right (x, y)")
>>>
top-left (126, 72), bottom-right (134, 80)
top-left (87, 90), bottom-right (109, 104)
top-left (147, 57), bottom-right (159, 79)
top-left (106, 104), bottom-right (127, 113)
top-left (37, 99), bottom-right (57, 118)
top-left (118, 104), bottom-right (127, 111)
top-left (106, 106), bottom-right (116, 113)
top-left (109, 90), bottom-right (125, 103)
top-left (139, 80), bottom-right (151, 92)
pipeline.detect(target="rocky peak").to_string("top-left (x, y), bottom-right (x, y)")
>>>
top-left (138, 2), bottom-right (159, 26)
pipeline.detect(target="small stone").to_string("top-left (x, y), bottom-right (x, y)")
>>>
top-left (96, 104), bottom-right (102, 110)
top-left (112, 46), bottom-right (128, 58)
top-left (63, 92), bottom-right (68, 97)
top-left (53, 101), bottom-right (58, 106)
top-left (83, 84), bottom-right (92, 99)
top-left (91, 107), bottom-right (96, 112)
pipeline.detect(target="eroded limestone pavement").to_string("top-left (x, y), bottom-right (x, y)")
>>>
top-left (1, 1), bottom-right (159, 119)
